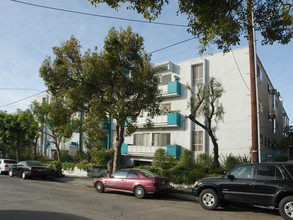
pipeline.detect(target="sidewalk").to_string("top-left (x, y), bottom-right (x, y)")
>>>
top-left (51, 176), bottom-right (196, 202)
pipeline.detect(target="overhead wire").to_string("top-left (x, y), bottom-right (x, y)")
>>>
top-left (10, 0), bottom-right (189, 28)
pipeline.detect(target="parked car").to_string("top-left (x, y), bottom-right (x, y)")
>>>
top-left (9, 161), bottom-right (49, 179)
top-left (192, 162), bottom-right (293, 220)
top-left (93, 169), bottom-right (171, 199)
top-left (0, 159), bottom-right (16, 175)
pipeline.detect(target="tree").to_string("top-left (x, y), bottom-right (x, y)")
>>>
top-left (31, 97), bottom-right (74, 162)
top-left (39, 26), bottom-right (161, 172)
top-left (187, 77), bottom-right (224, 167)
top-left (88, 0), bottom-right (293, 53)
top-left (0, 110), bottom-right (39, 161)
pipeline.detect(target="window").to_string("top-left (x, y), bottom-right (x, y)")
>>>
top-left (134, 133), bottom-right (150, 146)
top-left (138, 169), bottom-right (157, 177)
top-left (160, 74), bottom-right (172, 85)
top-left (230, 165), bottom-right (254, 179)
top-left (112, 170), bottom-right (129, 178)
top-left (127, 170), bottom-right (140, 179)
top-left (256, 165), bottom-right (283, 180)
top-left (152, 133), bottom-right (170, 146)
top-left (192, 131), bottom-right (203, 151)
top-left (192, 64), bottom-right (203, 86)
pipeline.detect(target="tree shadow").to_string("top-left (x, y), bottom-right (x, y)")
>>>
top-left (0, 210), bottom-right (91, 220)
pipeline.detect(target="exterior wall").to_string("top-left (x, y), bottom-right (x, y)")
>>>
top-left (124, 47), bottom-right (287, 163)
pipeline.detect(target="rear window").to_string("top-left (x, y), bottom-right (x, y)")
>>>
top-left (138, 169), bottom-right (157, 177)
top-left (4, 160), bottom-right (16, 164)
top-left (26, 162), bottom-right (43, 166)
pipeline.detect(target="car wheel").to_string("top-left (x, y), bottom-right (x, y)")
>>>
top-left (199, 189), bottom-right (219, 210)
top-left (95, 182), bottom-right (104, 193)
top-left (9, 170), bottom-right (13, 177)
top-left (22, 172), bottom-right (27, 179)
top-left (279, 196), bottom-right (293, 220)
top-left (134, 186), bottom-right (145, 199)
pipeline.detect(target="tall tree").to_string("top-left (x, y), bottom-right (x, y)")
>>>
top-left (187, 78), bottom-right (224, 167)
top-left (88, 0), bottom-right (292, 53)
top-left (31, 97), bottom-right (73, 162)
top-left (39, 26), bottom-right (161, 172)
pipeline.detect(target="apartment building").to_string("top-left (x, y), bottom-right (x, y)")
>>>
top-left (35, 47), bottom-right (289, 164)
top-left (121, 47), bottom-right (289, 166)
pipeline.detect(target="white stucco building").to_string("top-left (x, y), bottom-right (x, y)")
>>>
top-left (121, 47), bottom-right (289, 166)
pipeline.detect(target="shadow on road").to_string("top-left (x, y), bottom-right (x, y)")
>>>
top-left (0, 210), bottom-right (91, 220)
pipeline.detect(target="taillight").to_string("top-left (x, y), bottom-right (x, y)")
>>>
top-left (29, 168), bottom-right (38, 171)
top-left (4, 164), bottom-right (8, 168)
top-left (152, 180), bottom-right (159, 185)
top-left (44, 169), bottom-right (48, 172)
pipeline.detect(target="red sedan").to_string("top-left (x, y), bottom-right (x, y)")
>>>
top-left (93, 169), bottom-right (171, 199)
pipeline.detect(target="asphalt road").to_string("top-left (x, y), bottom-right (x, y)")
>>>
top-left (0, 175), bottom-right (282, 220)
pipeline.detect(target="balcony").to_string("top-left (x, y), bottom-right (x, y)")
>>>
top-left (122, 144), bottom-right (181, 158)
top-left (136, 112), bottom-right (181, 128)
top-left (160, 81), bottom-right (181, 98)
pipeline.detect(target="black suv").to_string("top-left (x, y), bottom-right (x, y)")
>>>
top-left (192, 163), bottom-right (293, 220)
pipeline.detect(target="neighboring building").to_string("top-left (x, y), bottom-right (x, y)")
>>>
top-left (121, 47), bottom-right (289, 166)
top-left (35, 47), bottom-right (289, 165)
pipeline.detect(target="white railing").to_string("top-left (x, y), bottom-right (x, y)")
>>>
top-left (128, 145), bottom-right (167, 156)
top-left (136, 115), bottom-right (168, 126)
top-left (159, 84), bottom-right (168, 95)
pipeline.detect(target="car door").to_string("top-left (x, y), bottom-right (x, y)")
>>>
top-left (253, 164), bottom-right (283, 205)
top-left (14, 162), bottom-right (25, 176)
top-left (221, 164), bottom-right (255, 203)
top-left (104, 170), bottom-right (129, 190)
top-left (124, 170), bottom-right (140, 192)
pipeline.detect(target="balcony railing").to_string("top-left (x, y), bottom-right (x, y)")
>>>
top-left (136, 112), bottom-right (181, 128)
top-left (159, 81), bottom-right (181, 98)
top-left (122, 144), bottom-right (181, 158)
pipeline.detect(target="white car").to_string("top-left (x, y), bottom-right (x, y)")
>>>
top-left (0, 159), bottom-right (16, 174)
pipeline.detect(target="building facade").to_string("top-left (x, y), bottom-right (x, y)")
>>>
top-left (35, 47), bottom-right (289, 165)
top-left (121, 47), bottom-right (289, 166)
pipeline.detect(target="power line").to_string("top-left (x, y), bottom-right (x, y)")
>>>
top-left (11, 0), bottom-right (189, 28)
top-left (0, 88), bottom-right (42, 92)
top-left (0, 90), bottom-right (47, 108)
top-left (149, 37), bottom-right (196, 54)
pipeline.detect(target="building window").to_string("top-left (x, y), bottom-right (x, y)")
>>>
top-left (192, 64), bottom-right (203, 86)
top-left (152, 133), bottom-right (170, 146)
top-left (192, 131), bottom-right (203, 151)
top-left (134, 133), bottom-right (150, 146)
top-left (160, 74), bottom-right (172, 85)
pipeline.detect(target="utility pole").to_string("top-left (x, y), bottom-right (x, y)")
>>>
top-left (247, 0), bottom-right (258, 163)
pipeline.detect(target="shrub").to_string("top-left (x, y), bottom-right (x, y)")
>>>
top-left (179, 149), bottom-right (194, 169)
top-left (49, 161), bottom-right (64, 177)
top-left (273, 154), bottom-right (288, 162)
top-left (62, 162), bottom-right (75, 171)
top-left (196, 153), bottom-right (213, 169)
top-left (152, 148), bottom-right (168, 169)
top-left (222, 154), bottom-right (240, 172)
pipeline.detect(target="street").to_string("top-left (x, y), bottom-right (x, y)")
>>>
top-left (0, 175), bottom-right (282, 220)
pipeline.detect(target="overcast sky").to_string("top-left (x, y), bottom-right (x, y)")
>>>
top-left (0, 0), bottom-right (292, 123)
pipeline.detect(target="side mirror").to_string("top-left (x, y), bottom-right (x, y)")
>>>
top-left (227, 174), bottom-right (235, 181)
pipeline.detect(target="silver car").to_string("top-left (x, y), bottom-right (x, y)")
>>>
top-left (0, 159), bottom-right (16, 174)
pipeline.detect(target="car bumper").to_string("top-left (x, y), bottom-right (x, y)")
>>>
top-left (146, 184), bottom-right (172, 194)
top-left (26, 171), bottom-right (49, 178)
top-left (192, 187), bottom-right (199, 197)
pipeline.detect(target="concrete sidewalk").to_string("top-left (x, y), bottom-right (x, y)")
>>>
top-left (51, 176), bottom-right (196, 202)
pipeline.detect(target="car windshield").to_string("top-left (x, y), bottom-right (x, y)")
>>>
top-left (4, 160), bottom-right (16, 163)
top-left (26, 162), bottom-right (43, 167)
top-left (283, 164), bottom-right (293, 178)
top-left (138, 169), bottom-right (158, 177)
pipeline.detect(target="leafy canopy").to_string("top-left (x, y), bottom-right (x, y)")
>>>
top-left (89, 0), bottom-right (293, 53)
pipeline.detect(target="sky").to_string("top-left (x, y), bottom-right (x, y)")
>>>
top-left (0, 0), bottom-right (292, 123)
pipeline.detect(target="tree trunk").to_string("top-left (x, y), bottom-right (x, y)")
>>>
top-left (113, 125), bottom-right (124, 173)
top-left (16, 137), bottom-right (21, 162)
top-left (209, 130), bottom-right (220, 168)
